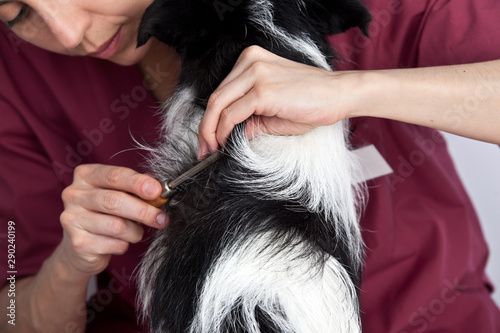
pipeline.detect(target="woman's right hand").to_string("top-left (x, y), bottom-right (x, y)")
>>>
top-left (59, 164), bottom-right (169, 276)
top-left (197, 46), bottom-right (361, 158)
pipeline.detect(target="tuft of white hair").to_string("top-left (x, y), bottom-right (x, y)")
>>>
top-left (190, 230), bottom-right (360, 333)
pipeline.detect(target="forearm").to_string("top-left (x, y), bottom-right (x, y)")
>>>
top-left (349, 60), bottom-right (500, 144)
top-left (0, 243), bottom-right (90, 332)
top-left (198, 47), bottom-right (499, 154)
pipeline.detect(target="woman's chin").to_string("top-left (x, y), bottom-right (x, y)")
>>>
top-left (107, 40), bottom-right (154, 66)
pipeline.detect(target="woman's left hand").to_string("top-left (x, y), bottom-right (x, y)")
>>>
top-left (197, 45), bottom-right (360, 159)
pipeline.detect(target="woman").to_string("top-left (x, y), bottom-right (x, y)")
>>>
top-left (0, 2), bottom-right (175, 332)
top-left (1, 0), bottom-right (499, 332)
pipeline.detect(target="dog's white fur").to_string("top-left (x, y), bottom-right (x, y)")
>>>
top-left (191, 230), bottom-right (359, 333)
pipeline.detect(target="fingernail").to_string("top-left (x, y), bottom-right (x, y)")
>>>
top-left (143, 180), bottom-right (158, 197)
top-left (155, 212), bottom-right (169, 229)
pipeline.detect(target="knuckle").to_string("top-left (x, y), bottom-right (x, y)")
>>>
top-left (130, 227), bottom-right (145, 244)
top-left (249, 61), bottom-right (269, 76)
top-left (74, 164), bottom-right (94, 179)
top-left (130, 174), bottom-right (145, 194)
top-left (71, 234), bottom-right (88, 252)
top-left (60, 210), bottom-right (76, 228)
top-left (101, 191), bottom-right (122, 212)
top-left (106, 167), bottom-right (122, 186)
top-left (114, 241), bottom-right (129, 255)
top-left (61, 187), bottom-right (77, 204)
top-left (242, 45), bottom-right (262, 59)
top-left (135, 204), bottom-right (152, 223)
top-left (207, 90), bottom-right (222, 109)
top-left (107, 218), bottom-right (127, 236)
top-left (221, 107), bottom-right (232, 120)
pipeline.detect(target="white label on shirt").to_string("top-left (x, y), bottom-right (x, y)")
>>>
top-left (351, 144), bottom-right (393, 182)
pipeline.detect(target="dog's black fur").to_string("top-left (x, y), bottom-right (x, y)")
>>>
top-left (137, 1), bottom-right (371, 332)
top-left (138, 0), bottom-right (370, 100)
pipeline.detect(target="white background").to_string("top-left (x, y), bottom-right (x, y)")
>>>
top-left (443, 132), bottom-right (500, 306)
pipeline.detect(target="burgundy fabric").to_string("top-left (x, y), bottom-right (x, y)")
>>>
top-left (0, 0), bottom-right (499, 332)
top-left (329, 0), bottom-right (500, 331)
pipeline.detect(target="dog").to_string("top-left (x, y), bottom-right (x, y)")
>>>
top-left (136, 1), bottom-right (371, 332)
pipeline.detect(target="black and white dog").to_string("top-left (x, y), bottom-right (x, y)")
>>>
top-left (136, 1), bottom-right (371, 332)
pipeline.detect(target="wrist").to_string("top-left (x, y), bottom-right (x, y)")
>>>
top-left (341, 70), bottom-right (389, 119)
top-left (50, 242), bottom-right (94, 286)
top-left (26, 243), bottom-right (90, 331)
top-left (326, 70), bottom-right (381, 121)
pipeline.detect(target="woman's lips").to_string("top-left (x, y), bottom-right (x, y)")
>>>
top-left (89, 28), bottom-right (122, 59)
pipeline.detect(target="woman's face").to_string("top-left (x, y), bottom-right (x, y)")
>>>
top-left (0, 0), bottom-right (156, 65)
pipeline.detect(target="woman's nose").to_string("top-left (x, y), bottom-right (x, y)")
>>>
top-left (40, 3), bottom-right (91, 49)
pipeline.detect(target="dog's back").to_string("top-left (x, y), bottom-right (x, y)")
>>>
top-left (137, 1), bottom-right (371, 332)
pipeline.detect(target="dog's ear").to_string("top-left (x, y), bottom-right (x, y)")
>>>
top-left (305, 0), bottom-right (372, 36)
top-left (138, 0), bottom-right (211, 49)
top-left (137, 0), bottom-right (247, 52)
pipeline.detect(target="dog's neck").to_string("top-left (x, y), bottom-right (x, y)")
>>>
top-left (137, 39), bottom-right (182, 104)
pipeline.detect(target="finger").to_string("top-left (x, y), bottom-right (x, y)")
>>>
top-left (83, 189), bottom-right (169, 229)
top-left (200, 70), bottom-right (261, 156)
top-left (94, 237), bottom-right (130, 256)
top-left (73, 211), bottom-right (145, 244)
top-left (74, 164), bottom-right (162, 200)
top-left (244, 115), bottom-right (271, 139)
top-left (244, 116), bottom-right (316, 138)
top-left (71, 230), bottom-right (131, 257)
top-left (213, 89), bottom-right (263, 147)
top-left (198, 47), bottom-right (280, 158)
top-left (217, 45), bottom-right (272, 90)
